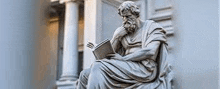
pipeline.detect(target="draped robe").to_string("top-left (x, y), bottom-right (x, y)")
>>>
top-left (77, 20), bottom-right (173, 89)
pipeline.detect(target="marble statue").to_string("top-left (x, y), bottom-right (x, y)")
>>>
top-left (77, 1), bottom-right (173, 89)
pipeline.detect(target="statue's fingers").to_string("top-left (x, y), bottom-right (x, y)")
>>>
top-left (87, 45), bottom-right (92, 48)
top-left (88, 42), bottom-right (94, 46)
top-left (87, 44), bottom-right (92, 47)
top-left (86, 44), bottom-right (90, 47)
top-left (87, 43), bottom-right (94, 49)
top-left (87, 43), bottom-right (92, 46)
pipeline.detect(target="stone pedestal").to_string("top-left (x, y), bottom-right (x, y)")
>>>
top-left (57, 80), bottom-right (77, 89)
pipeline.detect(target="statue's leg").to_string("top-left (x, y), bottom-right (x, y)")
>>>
top-left (87, 62), bottom-right (107, 89)
top-left (77, 68), bottom-right (91, 89)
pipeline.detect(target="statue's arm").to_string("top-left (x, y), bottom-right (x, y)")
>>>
top-left (110, 36), bottom-right (121, 52)
top-left (123, 41), bottom-right (160, 61)
top-left (110, 27), bottom-right (127, 52)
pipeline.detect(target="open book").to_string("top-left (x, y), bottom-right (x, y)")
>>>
top-left (87, 39), bottom-right (115, 60)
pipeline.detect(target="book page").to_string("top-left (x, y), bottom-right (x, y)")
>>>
top-left (93, 39), bottom-right (115, 60)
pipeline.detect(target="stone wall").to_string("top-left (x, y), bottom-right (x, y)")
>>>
top-left (173, 0), bottom-right (219, 88)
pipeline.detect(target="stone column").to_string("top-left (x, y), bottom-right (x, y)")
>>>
top-left (1, 0), bottom-right (51, 88)
top-left (61, 0), bottom-right (79, 81)
top-left (57, 0), bottom-right (79, 88)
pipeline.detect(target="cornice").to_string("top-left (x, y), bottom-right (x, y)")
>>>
top-left (60, 0), bottom-right (83, 4)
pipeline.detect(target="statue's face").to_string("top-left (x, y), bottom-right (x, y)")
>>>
top-left (121, 10), bottom-right (137, 33)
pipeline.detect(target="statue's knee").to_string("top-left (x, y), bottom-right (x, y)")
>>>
top-left (79, 69), bottom-right (90, 80)
top-left (91, 62), bottom-right (103, 71)
top-left (79, 71), bottom-right (85, 79)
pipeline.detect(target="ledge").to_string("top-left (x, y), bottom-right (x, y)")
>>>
top-left (56, 80), bottom-right (77, 89)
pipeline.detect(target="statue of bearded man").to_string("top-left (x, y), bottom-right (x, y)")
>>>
top-left (77, 1), bottom-right (173, 89)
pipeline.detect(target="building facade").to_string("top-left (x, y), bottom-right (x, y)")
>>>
top-left (0, 0), bottom-right (219, 89)
top-left (51, 0), bottom-right (220, 89)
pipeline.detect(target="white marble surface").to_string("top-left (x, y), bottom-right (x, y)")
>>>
top-left (83, 0), bottom-right (102, 69)
top-left (61, 1), bottom-right (79, 80)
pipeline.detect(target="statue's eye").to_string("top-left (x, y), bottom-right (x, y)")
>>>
top-left (126, 15), bottom-right (132, 18)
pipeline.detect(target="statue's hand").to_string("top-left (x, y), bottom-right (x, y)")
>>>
top-left (113, 27), bottom-right (128, 40)
top-left (87, 42), bottom-right (95, 49)
top-left (107, 53), bottom-right (124, 60)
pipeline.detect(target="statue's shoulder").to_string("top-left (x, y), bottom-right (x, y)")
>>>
top-left (144, 20), bottom-right (163, 28)
top-left (141, 20), bottom-right (154, 31)
top-left (144, 20), bottom-right (155, 25)
top-left (142, 20), bottom-right (164, 34)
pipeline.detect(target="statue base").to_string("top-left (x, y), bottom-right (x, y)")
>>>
top-left (56, 80), bottom-right (77, 89)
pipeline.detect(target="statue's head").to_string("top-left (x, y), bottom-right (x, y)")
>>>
top-left (118, 1), bottom-right (140, 33)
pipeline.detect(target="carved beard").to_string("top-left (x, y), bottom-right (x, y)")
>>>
top-left (123, 20), bottom-right (137, 34)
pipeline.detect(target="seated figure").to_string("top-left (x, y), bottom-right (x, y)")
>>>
top-left (77, 1), bottom-right (173, 89)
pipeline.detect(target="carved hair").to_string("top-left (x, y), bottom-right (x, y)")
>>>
top-left (118, 1), bottom-right (140, 18)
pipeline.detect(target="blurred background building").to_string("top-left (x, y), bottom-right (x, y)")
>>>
top-left (0, 0), bottom-right (219, 89)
